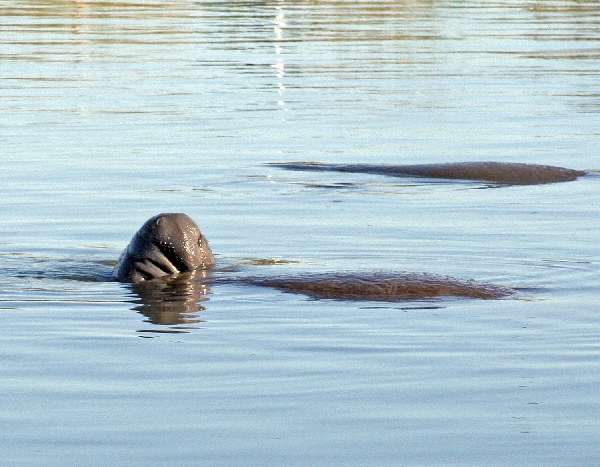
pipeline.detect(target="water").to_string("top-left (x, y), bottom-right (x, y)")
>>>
top-left (1, 1), bottom-right (599, 465)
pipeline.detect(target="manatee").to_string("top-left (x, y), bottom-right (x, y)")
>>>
top-left (116, 214), bottom-right (512, 301)
top-left (241, 272), bottom-right (512, 301)
top-left (268, 161), bottom-right (586, 185)
top-left (114, 213), bottom-right (216, 283)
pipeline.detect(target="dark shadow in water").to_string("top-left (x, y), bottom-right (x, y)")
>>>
top-left (129, 269), bottom-right (213, 334)
top-left (268, 161), bottom-right (587, 186)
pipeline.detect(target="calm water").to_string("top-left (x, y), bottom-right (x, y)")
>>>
top-left (1, 1), bottom-right (599, 465)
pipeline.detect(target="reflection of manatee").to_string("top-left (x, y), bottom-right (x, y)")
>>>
top-left (116, 213), bottom-right (512, 301)
top-left (268, 161), bottom-right (586, 185)
top-left (114, 213), bottom-right (215, 283)
top-left (131, 269), bottom-right (212, 327)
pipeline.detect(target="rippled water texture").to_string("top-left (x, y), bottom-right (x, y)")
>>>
top-left (1, 1), bottom-right (599, 466)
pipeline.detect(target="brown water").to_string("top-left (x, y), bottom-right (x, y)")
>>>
top-left (1, 1), bottom-right (599, 466)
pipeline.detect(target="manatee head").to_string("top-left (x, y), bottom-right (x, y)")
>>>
top-left (114, 213), bottom-right (216, 283)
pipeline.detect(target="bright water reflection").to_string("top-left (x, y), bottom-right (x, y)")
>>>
top-left (0, 1), bottom-right (599, 466)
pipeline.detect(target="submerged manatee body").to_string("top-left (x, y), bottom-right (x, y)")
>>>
top-left (242, 272), bottom-right (512, 301)
top-left (269, 161), bottom-right (586, 185)
top-left (114, 213), bottom-right (216, 283)
top-left (116, 213), bottom-right (512, 301)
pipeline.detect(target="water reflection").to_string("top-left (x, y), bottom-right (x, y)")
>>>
top-left (2, 0), bottom-right (192, 18)
top-left (129, 269), bottom-right (212, 332)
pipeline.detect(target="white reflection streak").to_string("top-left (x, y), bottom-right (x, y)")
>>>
top-left (272, 3), bottom-right (286, 111)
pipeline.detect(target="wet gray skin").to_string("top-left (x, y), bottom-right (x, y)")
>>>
top-left (268, 161), bottom-right (587, 185)
top-left (114, 213), bottom-right (216, 283)
top-left (116, 213), bottom-right (512, 301)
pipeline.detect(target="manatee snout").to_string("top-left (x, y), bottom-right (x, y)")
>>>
top-left (114, 213), bottom-right (215, 283)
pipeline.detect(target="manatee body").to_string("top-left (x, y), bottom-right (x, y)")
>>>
top-left (241, 272), bottom-right (512, 301)
top-left (117, 213), bottom-right (512, 301)
top-left (114, 213), bottom-right (215, 283)
top-left (269, 161), bottom-right (586, 185)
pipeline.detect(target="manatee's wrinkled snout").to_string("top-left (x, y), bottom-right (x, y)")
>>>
top-left (114, 213), bottom-right (216, 283)
top-left (147, 213), bottom-right (215, 271)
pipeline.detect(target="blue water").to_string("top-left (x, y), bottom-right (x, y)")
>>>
top-left (1, 1), bottom-right (599, 465)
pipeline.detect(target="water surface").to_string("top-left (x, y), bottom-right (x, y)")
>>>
top-left (1, 1), bottom-right (599, 466)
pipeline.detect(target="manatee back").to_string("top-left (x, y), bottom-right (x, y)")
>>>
top-left (242, 272), bottom-right (513, 301)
